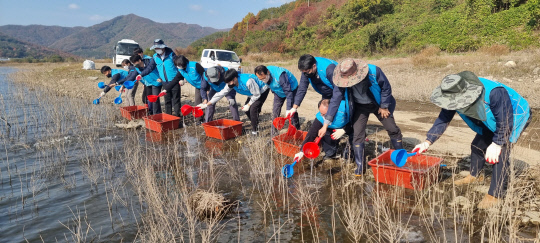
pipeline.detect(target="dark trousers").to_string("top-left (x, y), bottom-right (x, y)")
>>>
top-left (194, 88), bottom-right (202, 105)
top-left (470, 130), bottom-right (511, 198)
top-left (125, 81), bottom-right (139, 106)
top-left (164, 83), bottom-right (181, 117)
top-left (271, 92), bottom-right (300, 136)
top-left (142, 84), bottom-right (148, 105)
top-left (302, 119), bottom-right (353, 158)
top-left (147, 85), bottom-right (162, 115)
top-left (244, 89), bottom-right (270, 132)
top-left (352, 103), bottom-right (402, 144)
top-left (205, 89), bottom-right (240, 122)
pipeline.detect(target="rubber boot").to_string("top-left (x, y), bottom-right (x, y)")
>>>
top-left (391, 138), bottom-right (403, 150)
top-left (353, 143), bottom-right (365, 176)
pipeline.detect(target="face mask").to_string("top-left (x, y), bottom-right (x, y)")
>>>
top-left (262, 76), bottom-right (270, 83)
top-left (123, 66), bottom-right (129, 69)
top-left (228, 84), bottom-right (235, 88)
top-left (304, 71), bottom-right (317, 79)
top-left (176, 66), bottom-right (185, 70)
top-left (155, 49), bottom-right (163, 55)
top-left (106, 73), bottom-right (112, 78)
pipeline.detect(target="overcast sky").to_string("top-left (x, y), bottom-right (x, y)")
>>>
top-left (0, 0), bottom-right (295, 29)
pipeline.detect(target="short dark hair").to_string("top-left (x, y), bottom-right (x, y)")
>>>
top-left (121, 59), bottom-right (131, 66)
top-left (100, 66), bottom-right (111, 74)
top-left (174, 55), bottom-right (189, 68)
top-left (254, 65), bottom-right (269, 75)
top-left (133, 47), bottom-right (144, 55)
top-left (318, 99), bottom-right (329, 108)
top-left (224, 69), bottom-right (239, 82)
top-left (298, 54), bottom-right (316, 70)
top-left (130, 54), bottom-right (142, 63)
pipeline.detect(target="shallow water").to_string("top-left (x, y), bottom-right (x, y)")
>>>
top-left (1, 67), bottom-right (538, 242)
top-left (0, 67), bottom-right (137, 242)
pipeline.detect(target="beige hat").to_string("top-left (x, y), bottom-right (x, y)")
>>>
top-left (333, 58), bottom-right (369, 88)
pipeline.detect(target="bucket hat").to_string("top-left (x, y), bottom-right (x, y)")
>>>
top-left (150, 39), bottom-right (167, 50)
top-left (430, 71), bottom-right (484, 110)
top-left (333, 58), bottom-right (369, 88)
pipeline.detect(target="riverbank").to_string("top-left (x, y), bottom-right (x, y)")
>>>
top-left (2, 50), bottom-right (540, 241)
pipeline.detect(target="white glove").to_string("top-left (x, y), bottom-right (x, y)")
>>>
top-left (179, 80), bottom-right (186, 86)
top-left (136, 75), bottom-right (142, 81)
top-left (331, 129), bottom-right (346, 140)
top-left (241, 104), bottom-right (250, 112)
top-left (159, 90), bottom-right (167, 96)
top-left (99, 91), bottom-right (106, 97)
top-left (412, 141), bottom-right (430, 154)
top-left (286, 108), bottom-right (297, 118)
top-left (196, 103), bottom-right (208, 110)
top-left (485, 142), bottom-right (502, 164)
top-left (294, 152), bottom-right (304, 161)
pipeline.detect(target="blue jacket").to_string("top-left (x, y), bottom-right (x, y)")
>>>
top-left (316, 92), bottom-right (350, 129)
top-left (294, 57), bottom-right (337, 106)
top-left (117, 66), bottom-right (138, 85)
top-left (178, 61), bottom-right (203, 89)
top-left (111, 69), bottom-right (128, 82)
top-left (235, 74), bottom-right (267, 96)
top-left (201, 66), bottom-right (231, 101)
top-left (103, 69), bottom-right (128, 93)
top-left (427, 78), bottom-right (530, 144)
top-left (267, 66), bottom-right (298, 97)
top-left (267, 66), bottom-right (298, 110)
top-left (164, 62), bottom-right (205, 92)
top-left (135, 67), bottom-right (162, 87)
top-left (201, 66), bottom-right (236, 101)
top-left (139, 47), bottom-right (177, 82)
top-left (327, 65), bottom-right (395, 125)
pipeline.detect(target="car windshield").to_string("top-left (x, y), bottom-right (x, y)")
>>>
top-left (116, 43), bottom-right (140, 56)
top-left (216, 51), bottom-right (240, 62)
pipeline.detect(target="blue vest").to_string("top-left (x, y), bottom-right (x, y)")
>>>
top-left (316, 92), bottom-right (350, 129)
top-left (234, 74), bottom-right (267, 96)
top-left (135, 67), bottom-right (162, 87)
top-left (267, 66), bottom-right (298, 98)
top-left (143, 55), bottom-right (152, 60)
top-left (111, 69), bottom-right (128, 81)
top-left (178, 61), bottom-right (202, 89)
top-left (309, 57), bottom-right (338, 95)
top-left (153, 52), bottom-right (177, 82)
top-left (458, 77), bottom-right (530, 143)
top-left (205, 67), bottom-right (229, 92)
top-left (366, 64), bottom-right (382, 105)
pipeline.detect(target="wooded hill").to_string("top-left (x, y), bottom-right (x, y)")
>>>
top-left (0, 32), bottom-right (78, 61)
top-left (0, 14), bottom-right (226, 58)
top-left (186, 0), bottom-right (540, 58)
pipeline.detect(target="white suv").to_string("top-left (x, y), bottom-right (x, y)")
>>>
top-left (200, 49), bottom-right (242, 72)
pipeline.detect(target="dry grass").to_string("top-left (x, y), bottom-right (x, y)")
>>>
top-left (478, 44), bottom-right (511, 56)
top-left (3, 50), bottom-right (540, 242)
